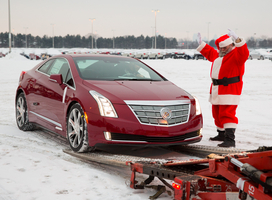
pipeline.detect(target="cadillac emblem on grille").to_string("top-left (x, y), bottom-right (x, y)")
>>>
top-left (160, 107), bottom-right (172, 120)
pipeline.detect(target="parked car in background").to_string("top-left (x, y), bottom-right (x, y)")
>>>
top-left (249, 49), bottom-right (272, 60)
top-left (249, 50), bottom-right (264, 60)
top-left (134, 50), bottom-right (148, 59)
top-left (121, 50), bottom-right (135, 58)
top-left (110, 50), bottom-right (122, 56)
top-left (182, 50), bottom-right (195, 60)
top-left (193, 50), bottom-right (206, 60)
top-left (16, 54), bottom-right (203, 153)
top-left (170, 50), bottom-right (185, 59)
top-left (147, 49), bottom-right (166, 59)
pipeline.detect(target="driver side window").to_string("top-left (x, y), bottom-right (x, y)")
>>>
top-left (47, 58), bottom-right (74, 87)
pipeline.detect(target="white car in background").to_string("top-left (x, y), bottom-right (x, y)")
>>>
top-left (249, 49), bottom-right (272, 60)
top-left (147, 49), bottom-right (165, 59)
top-left (134, 49), bottom-right (148, 59)
top-left (121, 50), bottom-right (135, 58)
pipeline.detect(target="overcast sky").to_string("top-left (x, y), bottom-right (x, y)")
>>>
top-left (1, 0), bottom-right (271, 41)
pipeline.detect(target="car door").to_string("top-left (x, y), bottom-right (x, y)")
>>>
top-left (33, 58), bottom-right (73, 133)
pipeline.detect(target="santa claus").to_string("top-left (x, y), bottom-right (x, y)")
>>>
top-left (196, 29), bottom-right (249, 147)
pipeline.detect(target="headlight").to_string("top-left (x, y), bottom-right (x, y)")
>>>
top-left (89, 90), bottom-right (118, 118)
top-left (193, 96), bottom-right (202, 115)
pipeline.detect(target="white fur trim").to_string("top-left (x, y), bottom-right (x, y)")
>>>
top-left (224, 123), bottom-right (237, 129)
top-left (234, 37), bottom-right (246, 47)
top-left (211, 57), bottom-right (223, 79)
top-left (209, 94), bottom-right (241, 105)
top-left (217, 127), bottom-right (225, 131)
top-left (196, 41), bottom-right (206, 52)
top-left (219, 37), bottom-right (233, 48)
top-left (209, 57), bottom-right (241, 105)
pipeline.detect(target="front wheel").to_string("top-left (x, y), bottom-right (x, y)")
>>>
top-left (16, 93), bottom-right (34, 131)
top-left (67, 103), bottom-right (92, 152)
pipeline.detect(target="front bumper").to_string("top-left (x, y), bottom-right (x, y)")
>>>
top-left (86, 105), bottom-right (203, 147)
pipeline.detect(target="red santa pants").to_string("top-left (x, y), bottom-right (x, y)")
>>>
top-left (212, 105), bottom-right (238, 130)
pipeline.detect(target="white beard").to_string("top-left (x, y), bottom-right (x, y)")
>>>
top-left (219, 46), bottom-right (235, 57)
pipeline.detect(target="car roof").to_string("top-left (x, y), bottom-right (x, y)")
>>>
top-left (54, 54), bottom-right (136, 60)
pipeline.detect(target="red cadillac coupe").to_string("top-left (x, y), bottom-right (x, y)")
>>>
top-left (16, 54), bottom-right (203, 152)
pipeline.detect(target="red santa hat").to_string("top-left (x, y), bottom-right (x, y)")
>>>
top-left (215, 34), bottom-right (233, 50)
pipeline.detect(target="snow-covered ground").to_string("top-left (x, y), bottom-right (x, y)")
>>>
top-left (0, 50), bottom-right (272, 200)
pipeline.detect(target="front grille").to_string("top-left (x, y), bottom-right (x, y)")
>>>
top-left (111, 130), bottom-right (201, 143)
top-left (125, 100), bottom-right (191, 126)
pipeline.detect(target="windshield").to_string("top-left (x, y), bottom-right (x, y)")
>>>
top-left (73, 56), bottom-right (166, 81)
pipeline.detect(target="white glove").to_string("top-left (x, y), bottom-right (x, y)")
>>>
top-left (197, 32), bottom-right (202, 45)
top-left (228, 29), bottom-right (238, 40)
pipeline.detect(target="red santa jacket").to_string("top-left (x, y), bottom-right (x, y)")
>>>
top-left (197, 38), bottom-right (249, 105)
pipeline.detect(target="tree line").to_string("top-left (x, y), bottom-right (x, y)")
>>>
top-left (0, 32), bottom-right (178, 49)
top-left (0, 32), bottom-right (272, 49)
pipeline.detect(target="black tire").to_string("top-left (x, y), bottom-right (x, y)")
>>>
top-left (260, 56), bottom-right (264, 60)
top-left (67, 103), bottom-right (92, 152)
top-left (16, 93), bottom-right (34, 131)
top-left (249, 55), bottom-right (252, 60)
top-left (195, 56), bottom-right (199, 60)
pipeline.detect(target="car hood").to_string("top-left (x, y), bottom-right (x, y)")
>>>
top-left (82, 80), bottom-right (191, 104)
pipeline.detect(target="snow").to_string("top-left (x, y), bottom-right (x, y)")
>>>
top-left (0, 49), bottom-right (272, 199)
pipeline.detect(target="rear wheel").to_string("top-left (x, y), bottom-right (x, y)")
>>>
top-left (67, 103), bottom-right (92, 152)
top-left (16, 93), bottom-right (34, 131)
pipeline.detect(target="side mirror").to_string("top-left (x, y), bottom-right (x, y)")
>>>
top-left (49, 74), bottom-right (63, 85)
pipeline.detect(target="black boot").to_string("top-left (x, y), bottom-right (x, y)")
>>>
top-left (209, 130), bottom-right (225, 141)
top-left (218, 128), bottom-right (236, 147)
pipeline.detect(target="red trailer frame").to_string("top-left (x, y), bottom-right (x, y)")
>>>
top-left (127, 147), bottom-right (272, 199)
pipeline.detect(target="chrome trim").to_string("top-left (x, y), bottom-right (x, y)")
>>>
top-left (30, 111), bottom-right (62, 128)
top-left (62, 86), bottom-right (67, 103)
top-left (110, 140), bottom-right (148, 143)
top-left (110, 136), bottom-right (201, 143)
top-left (49, 78), bottom-right (57, 83)
top-left (183, 136), bottom-right (201, 141)
top-left (124, 100), bottom-right (191, 127)
top-left (55, 127), bottom-right (63, 131)
top-left (124, 100), bottom-right (191, 105)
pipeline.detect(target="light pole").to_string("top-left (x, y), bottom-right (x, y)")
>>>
top-left (151, 26), bottom-right (154, 48)
top-left (165, 33), bottom-right (167, 49)
top-left (24, 27), bottom-right (28, 48)
top-left (112, 29), bottom-right (115, 49)
top-left (254, 33), bottom-right (257, 49)
top-left (8, 0), bottom-right (11, 53)
top-left (51, 23), bottom-right (54, 48)
top-left (89, 18), bottom-right (95, 49)
top-left (95, 30), bottom-right (97, 49)
top-left (12, 29), bottom-right (15, 47)
top-left (152, 9), bottom-right (159, 49)
top-left (207, 22), bottom-right (211, 45)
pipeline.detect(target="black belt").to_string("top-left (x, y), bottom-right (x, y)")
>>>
top-left (212, 76), bottom-right (240, 86)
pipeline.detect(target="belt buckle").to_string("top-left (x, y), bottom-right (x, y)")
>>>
top-left (212, 79), bottom-right (218, 85)
top-left (222, 77), bottom-right (229, 86)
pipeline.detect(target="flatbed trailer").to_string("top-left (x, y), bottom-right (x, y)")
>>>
top-left (127, 146), bottom-right (272, 200)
